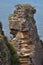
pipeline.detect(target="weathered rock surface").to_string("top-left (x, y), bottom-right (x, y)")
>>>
top-left (9, 4), bottom-right (43, 65)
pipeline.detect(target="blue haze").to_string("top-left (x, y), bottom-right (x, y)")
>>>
top-left (0, 0), bottom-right (43, 40)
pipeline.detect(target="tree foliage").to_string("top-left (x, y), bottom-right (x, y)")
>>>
top-left (4, 37), bottom-right (21, 65)
top-left (0, 22), bottom-right (2, 29)
top-left (0, 34), bottom-right (3, 43)
top-left (40, 40), bottom-right (43, 46)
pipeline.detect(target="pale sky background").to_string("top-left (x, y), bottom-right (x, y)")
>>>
top-left (0, 0), bottom-right (43, 40)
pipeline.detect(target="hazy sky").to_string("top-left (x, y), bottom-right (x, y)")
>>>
top-left (0, 0), bottom-right (43, 40)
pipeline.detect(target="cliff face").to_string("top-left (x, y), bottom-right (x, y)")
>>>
top-left (0, 22), bottom-right (11, 65)
top-left (9, 4), bottom-right (43, 65)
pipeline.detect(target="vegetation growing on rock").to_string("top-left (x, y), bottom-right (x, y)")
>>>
top-left (5, 37), bottom-right (21, 65)
top-left (0, 22), bottom-right (21, 65)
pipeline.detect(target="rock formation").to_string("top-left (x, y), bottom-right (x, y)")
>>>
top-left (9, 4), bottom-right (43, 65)
top-left (0, 22), bottom-right (11, 65)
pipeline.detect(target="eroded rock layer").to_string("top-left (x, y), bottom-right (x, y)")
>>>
top-left (9, 4), bottom-right (43, 65)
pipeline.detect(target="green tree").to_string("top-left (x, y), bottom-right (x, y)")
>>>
top-left (40, 40), bottom-right (43, 46)
top-left (4, 37), bottom-right (21, 65)
top-left (0, 22), bottom-right (2, 29)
